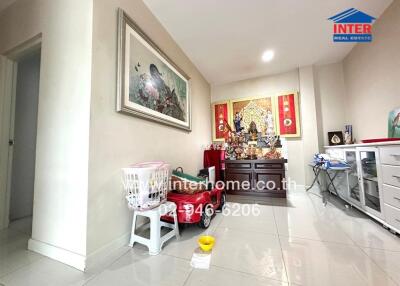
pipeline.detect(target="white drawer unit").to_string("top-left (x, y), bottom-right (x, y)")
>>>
top-left (381, 165), bottom-right (400, 188)
top-left (384, 204), bottom-right (400, 232)
top-left (380, 146), bottom-right (400, 166)
top-left (383, 184), bottom-right (400, 209)
top-left (325, 142), bottom-right (400, 235)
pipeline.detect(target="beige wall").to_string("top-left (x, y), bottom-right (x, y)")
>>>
top-left (87, 0), bottom-right (211, 255)
top-left (343, 0), bottom-right (400, 141)
top-left (212, 69), bottom-right (299, 102)
top-left (0, 0), bottom-right (93, 265)
top-left (315, 62), bottom-right (347, 147)
top-left (298, 66), bottom-right (320, 185)
top-left (211, 69), bottom-right (312, 185)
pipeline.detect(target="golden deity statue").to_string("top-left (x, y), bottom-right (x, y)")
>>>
top-left (248, 121), bottom-right (258, 141)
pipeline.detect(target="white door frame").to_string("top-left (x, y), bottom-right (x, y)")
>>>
top-left (0, 35), bottom-right (41, 230)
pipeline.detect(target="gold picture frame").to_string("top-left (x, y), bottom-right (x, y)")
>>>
top-left (230, 95), bottom-right (277, 135)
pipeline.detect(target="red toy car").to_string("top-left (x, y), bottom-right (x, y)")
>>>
top-left (161, 185), bottom-right (226, 229)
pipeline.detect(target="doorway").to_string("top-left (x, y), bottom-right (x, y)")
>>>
top-left (0, 39), bottom-right (41, 234)
top-left (8, 50), bottom-right (41, 229)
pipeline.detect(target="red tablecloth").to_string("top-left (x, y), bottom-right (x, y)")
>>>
top-left (203, 150), bottom-right (225, 182)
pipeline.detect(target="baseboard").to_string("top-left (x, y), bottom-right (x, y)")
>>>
top-left (28, 238), bottom-right (86, 271)
top-left (85, 232), bottom-right (131, 272)
top-left (28, 228), bottom-right (138, 272)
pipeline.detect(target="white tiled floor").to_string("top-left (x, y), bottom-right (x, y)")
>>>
top-left (1, 187), bottom-right (400, 286)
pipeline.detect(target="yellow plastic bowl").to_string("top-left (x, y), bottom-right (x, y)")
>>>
top-left (198, 235), bottom-right (215, 252)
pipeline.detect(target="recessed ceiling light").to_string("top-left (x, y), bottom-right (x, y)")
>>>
top-left (262, 50), bottom-right (274, 62)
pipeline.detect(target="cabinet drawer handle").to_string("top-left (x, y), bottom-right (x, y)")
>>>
top-left (393, 175), bottom-right (400, 179)
top-left (396, 218), bottom-right (400, 223)
top-left (390, 154), bottom-right (400, 157)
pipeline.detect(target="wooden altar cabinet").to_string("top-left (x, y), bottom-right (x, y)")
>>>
top-left (224, 159), bottom-right (287, 198)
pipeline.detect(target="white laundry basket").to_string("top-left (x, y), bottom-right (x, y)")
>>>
top-left (122, 161), bottom-right (170, 211)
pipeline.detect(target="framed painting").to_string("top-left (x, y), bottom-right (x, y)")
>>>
top-left (212, 101), bottom-right (231, 141)
top-left (230, 96), bottom-right (276, 135)
top-left (117, 9), bottom-right (191, 131)
top-left (388, 107), bottom-right (400, 138)
top-left (276, 93), bottom-right (301, 137)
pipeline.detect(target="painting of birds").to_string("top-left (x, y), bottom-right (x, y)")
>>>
top-left (389, 108), bottom-right (400, 138)
top-left (134, 62), bottom-right (141, 72)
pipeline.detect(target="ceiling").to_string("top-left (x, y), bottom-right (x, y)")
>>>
top-left (143, 0), bottom-right (392, 85)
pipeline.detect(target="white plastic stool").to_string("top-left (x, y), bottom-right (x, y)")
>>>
top-left (129, 201), bottom-right (180, 255)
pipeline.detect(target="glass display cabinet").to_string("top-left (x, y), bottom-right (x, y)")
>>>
top-left (358, 147), bottom-right (384, 219)
top-left (343, 147), bottom-right (384, 219)
top-left (345, 149), bottom-right (362, 207)
top-left (326, 143), bottom-right (400, 234)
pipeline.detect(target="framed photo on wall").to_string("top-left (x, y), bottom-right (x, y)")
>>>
top-left (276, 92), bottom-right (301, 137)
top-left (212, 101), bottom-right (231, 141)
top-left (117, 9), bottom-right (191, 131)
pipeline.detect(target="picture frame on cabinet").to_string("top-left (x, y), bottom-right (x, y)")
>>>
top-left (328, 131), bottom-right (344, 146)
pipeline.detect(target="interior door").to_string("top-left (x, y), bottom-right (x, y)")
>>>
top-left (9, 52), bottom-right (41, 221)
top-left (0, 55), bottom-right (15, 229)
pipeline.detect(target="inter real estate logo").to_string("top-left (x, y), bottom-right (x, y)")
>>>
top-left (328, 8), bottom-right (376, 42)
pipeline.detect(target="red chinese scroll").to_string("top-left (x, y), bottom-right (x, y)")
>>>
top-left (277, 93), bottom-right (300, 137)
top-left (212, 102), bottom-right (229, 141)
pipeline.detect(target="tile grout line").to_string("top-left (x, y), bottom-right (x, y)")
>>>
top-left (271, 202), bottom-right (290, 284)
top-left (83, 248), bottom-right (193, 285)
top-left (357, 245), bottom-right (400, 286)
top-left (164, 249), bottom-right (290, 285)
top-left (0, 220), bottom-right (51, 280)
top-left (211, 211), bottom-right (225, 235)
top-left (359, 245), bottom-right (400, 253)
top-left (0, 235), bottom-right (48, 280)
top-left (214, 224), bottom-right (278, 235)
top-left (320, 192), bottom-right (400, 286)
top-left (82, 247), bottom-right (131, 285)
top-left (162, 212), bottom-right (225, 263)
top-left (291, 189), bottom-right (400, 285)
top-left (182, 268), bottom-right (194, 286)
top-left (334, 196), bottom-right (400, 285)
top-left (277, 233), bottom-right (357, 247)
top-left (209, 263), bottom-right (289, 285)
top-left (76, 191), bottom-right (397, 286)
top-left (162, 210), bottom-right (289, 285)
top-left (0, 256), bottom-right (47, 280)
